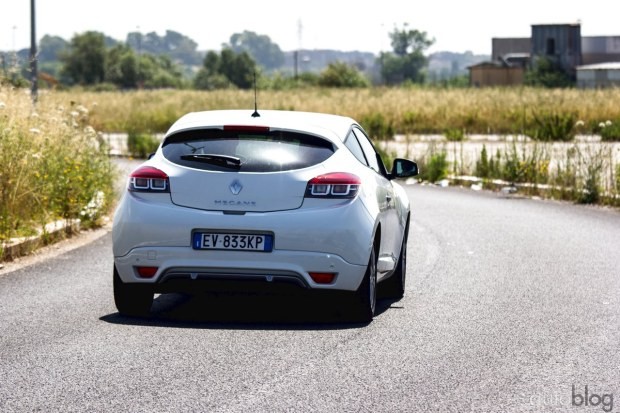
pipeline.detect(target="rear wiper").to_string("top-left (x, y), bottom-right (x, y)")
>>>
top-left (184, 142), bottom-right (205, 153)
top-left (180, 154), bottom-right (241, 169)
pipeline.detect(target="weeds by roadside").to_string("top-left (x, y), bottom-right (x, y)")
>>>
top-left (0, 87), bottom-right (116, 251)
top-left (409, 137), bottom-right (619, 207)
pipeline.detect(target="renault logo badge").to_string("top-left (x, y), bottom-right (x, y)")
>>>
top-left (229, 180), bottom-right (243, 195)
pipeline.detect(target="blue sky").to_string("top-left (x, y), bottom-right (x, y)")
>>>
top-left (3, 0), bottom-right (619, 55)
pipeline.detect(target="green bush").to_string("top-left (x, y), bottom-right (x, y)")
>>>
top-left (127, 132), bottom-right (160, 159)
top-left (524, 57), bottom-right (574, 88)
top-left (445, 128), bottom-right (465, 142)
top-left (475, 145), bottom-right (491, 178)
top-left (578, 163), bottom-right (602, 204)
top-left (360, 113), bottom-right (394, 141)
top-left (528, 110), bottom-right (576, 142)
top-left (318, 62), bottom-right (370, 88)
top-left (500, 141), bottom-right (550, 185)
top-left (599, 120), bottom-right (620, 142)
top-left (474, 146), bottom-right (503, 180)
top-left (422, 152), bottom-right (449, 183)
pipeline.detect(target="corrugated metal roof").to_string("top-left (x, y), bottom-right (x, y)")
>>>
top-left (577, 62), bottom-right (620, 70)
top-left (531, 22), bottom-right (581, 27)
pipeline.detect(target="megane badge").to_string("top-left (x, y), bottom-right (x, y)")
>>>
top-left (229, 180), bottom-right (243, 195)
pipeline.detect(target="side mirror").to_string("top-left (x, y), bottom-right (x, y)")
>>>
top-left (390, 158), bottom-right (419, 179)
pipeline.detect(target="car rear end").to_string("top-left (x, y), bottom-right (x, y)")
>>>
top-left (112, 111), bottom-right (376, 297)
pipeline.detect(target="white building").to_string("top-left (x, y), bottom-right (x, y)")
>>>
top-left (576, 62), bottom-right (620, 88)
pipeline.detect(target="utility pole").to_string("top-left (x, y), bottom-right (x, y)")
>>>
top-left (30, 0), bottom-right (38, 104)
top-left (296, 19), bottom-right (302, 80)
top-left (136, 26), bottom-right (141, 88)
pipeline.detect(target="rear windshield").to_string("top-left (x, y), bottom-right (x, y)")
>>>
top-left (162, 128), bottom-right (335, 172)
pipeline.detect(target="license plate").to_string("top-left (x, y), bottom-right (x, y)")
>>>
top-left (192, 231), bottom-right (273, 252)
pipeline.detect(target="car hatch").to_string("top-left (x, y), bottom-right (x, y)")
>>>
top-left (161, 127), bottom-right (336, 212)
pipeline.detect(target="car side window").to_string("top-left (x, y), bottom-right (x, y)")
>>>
top-left (344, 130), bottom-right (369, 166)
top-left (352, 128), bottom-right (387, 175)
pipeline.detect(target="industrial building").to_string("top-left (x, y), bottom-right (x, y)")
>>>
top-left (469, 23), bottom-right (620, 88)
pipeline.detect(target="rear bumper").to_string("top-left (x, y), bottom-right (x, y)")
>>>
top-left (114, 246), bottom-right (367, 292)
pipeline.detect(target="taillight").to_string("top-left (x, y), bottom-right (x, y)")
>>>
top-left (129, 166), bottom-right (170, 192)
top-left (305, 172), bottom-right (361, 199)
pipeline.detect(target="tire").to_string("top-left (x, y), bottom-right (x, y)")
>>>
top-left (350, 245), bottom-right (377, 322)
top-left (113, 266), bottom-right (154, 317)
top-left (381, 234), bottom-right (407, 299)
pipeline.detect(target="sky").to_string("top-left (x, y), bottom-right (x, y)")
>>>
top-left (2, 0), bottom-right (619, 56)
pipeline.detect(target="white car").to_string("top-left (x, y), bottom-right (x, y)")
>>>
top-left (112, 109), bottom-right (418, 321)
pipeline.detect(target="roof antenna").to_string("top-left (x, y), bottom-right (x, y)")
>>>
top-left (251, 70), bottom-right (260, 118)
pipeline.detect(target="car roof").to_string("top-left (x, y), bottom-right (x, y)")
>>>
top-left (166, 109), bottom-right (359, 142)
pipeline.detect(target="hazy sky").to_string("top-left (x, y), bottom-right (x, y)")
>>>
top-left (3, 0), bottom-right (619, 55)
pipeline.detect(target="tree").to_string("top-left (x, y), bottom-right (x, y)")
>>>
top-left (59, 31), bottom-right (185, 89)
top-left (138, 54), bottom-right (186, 89)
top-left (389, 25), bottom-right (433, 56)
top-left (193, 51), bottom-right (229, 90)
top-left (524, 56), bottom-right (573, 88)
top-left (318, 61), bottom-right (369, 88)
top-left (194, 49), bottom-right (258, 90)
top-left (33, 35), bottom-right (68, 80)
top-left (227, 31), bottom-right (284, 71)
top-left (38, 35), bottom-right (68, 62)
top-left (126, 30), bottom-right (202, 66)
top-left (106, 45), bottom-right (185, 89)
top-left (105, 44), bottom-right (138, 88)
top-left (60, 31), bottom-right (107, 85)
top-left (379, 24), bottom-right (434, 85)
top-left (220, 49), bottom-right (257, 89)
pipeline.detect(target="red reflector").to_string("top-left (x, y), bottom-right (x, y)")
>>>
top-left (136, 266), bottom-right (158, 278)
top-left (309, 272), bottom-right (336, 284)
top-left (223, 125), bottom-right (270, 132)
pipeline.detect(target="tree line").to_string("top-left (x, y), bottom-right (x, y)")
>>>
top-left (0, 25), bottom-right (436, 90)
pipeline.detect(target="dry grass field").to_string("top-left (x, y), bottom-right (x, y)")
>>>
top-left (42, 87), bottom-right (620, 137)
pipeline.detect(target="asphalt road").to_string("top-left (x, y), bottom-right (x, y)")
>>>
top-left (1, 183), bottom-right (619, 413)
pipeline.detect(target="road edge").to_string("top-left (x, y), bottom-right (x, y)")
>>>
top-left (0, 223), bottom-right (111, 276)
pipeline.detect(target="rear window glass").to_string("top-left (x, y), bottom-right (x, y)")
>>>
top-left (162, 128), bottom-right (335, 172)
